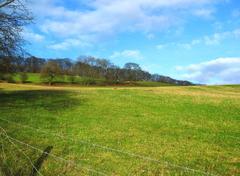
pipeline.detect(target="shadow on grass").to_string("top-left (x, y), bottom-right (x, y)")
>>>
top-left (0, 90), bottom-right (83, 176)
top-left (0, 89), bottom-right (82, 112)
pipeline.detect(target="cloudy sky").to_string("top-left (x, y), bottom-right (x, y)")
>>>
top-left (23, 0), bottom-right (240, 84)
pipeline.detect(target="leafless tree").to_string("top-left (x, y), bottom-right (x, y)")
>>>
top-left (40, 61), bottom-right (63, 85)
top-left (0, 0), bottom-right (14, 8)
top-left (0, 0), bottom-right (33, 57)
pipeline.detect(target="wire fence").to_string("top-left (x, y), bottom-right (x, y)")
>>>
top-left (0, 117), bottom-right (220, 176)
top-left (1, 127), bottom-right (44, 176)
top-left (0, 126), bottom-right (108, 176)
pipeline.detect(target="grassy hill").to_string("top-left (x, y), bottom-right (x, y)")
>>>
top-left (0, 83), bottom-right (239, 175)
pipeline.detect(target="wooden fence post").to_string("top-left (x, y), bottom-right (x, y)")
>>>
top-left (30, 146), bottom-right (53, 176)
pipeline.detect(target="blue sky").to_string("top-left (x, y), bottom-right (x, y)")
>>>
top-left (23, 0), bottom-right (240, 84)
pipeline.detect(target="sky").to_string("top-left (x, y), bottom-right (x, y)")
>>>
top-left (23, 0), bottom-right (240, 84)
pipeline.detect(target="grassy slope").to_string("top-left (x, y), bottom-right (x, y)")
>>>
top-left (0, 83), bottom-right (239, 175)
top-left (13, 73), bottom-right (43, 83)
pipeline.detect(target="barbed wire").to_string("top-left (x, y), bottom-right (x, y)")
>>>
top-left (0, 126), bottom-right (108, 176)
top-left (1, 127), bottom-right (44, 176)
top-left (0, 117), bottom-right (219, 176)
top-left (0, 132), bottom-right (15, 176)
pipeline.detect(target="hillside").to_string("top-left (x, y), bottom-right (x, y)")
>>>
top-left (0, 83), bottom-right (239, 175)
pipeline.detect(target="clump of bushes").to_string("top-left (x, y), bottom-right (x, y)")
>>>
top-left (1, 74), bottom-right (15, 83)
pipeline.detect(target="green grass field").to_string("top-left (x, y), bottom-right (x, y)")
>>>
top-left (0, 83), bottom-right (239, 175)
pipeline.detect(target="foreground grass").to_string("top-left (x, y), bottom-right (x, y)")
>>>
top-left (0, 83), bottom-right (239, 175)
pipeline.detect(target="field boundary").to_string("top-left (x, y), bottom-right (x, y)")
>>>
top-left (0, 117), bottom-right (219, 176)
top-left (1, 128), bottom-right (44, 176)
top-left (0, 126), bottom-right (108, 176)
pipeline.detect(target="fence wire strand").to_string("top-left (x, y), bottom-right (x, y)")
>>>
top-left (1, 127), bottom-right (44, 176)
top-left (0, 117), bottom-right (219, 176)
top-left (0, 126), bottom-right (108, 176)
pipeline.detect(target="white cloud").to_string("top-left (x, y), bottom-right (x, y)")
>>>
top-left (193, 8), bottom-right (215, 19)
top-left (177, 39), bottom-right (201, 49)
top-left (110, 50), bottom-right (143, 60)
top-left (22, 30), bottom-right (45, 42)
top-left (48, 38), bottom-right (91, 50)
top-left (176, 58), bottom-right (240, 84)
top-left (28, 0), bottom-right (225, 38)
top-left (203, 32), bottom-right (229, 45)
top-left (156, 28), bottom-right (240, 50)
top-left (199, 29), bottom-right (240, 46)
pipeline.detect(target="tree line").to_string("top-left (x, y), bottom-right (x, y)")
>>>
top-left (0, 55), bottom-right (193, 85)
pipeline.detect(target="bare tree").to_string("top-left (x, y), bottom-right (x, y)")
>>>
top-left (40, 61), bottom-right (62, 85)
top-left (0, 0), bottom-right (33, 57)
top-left (0, 0), bottom-right (14, 8)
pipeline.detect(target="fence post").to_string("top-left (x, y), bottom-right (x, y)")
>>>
top-left (30, 146), bottom-right (53, 176)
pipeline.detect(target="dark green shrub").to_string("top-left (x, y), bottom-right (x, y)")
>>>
top-left (3, 74), bottom-right (14, 83)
